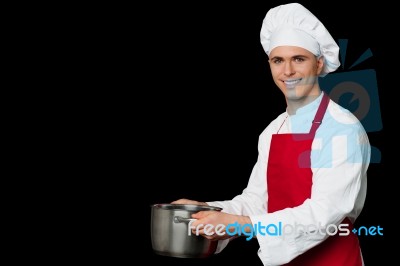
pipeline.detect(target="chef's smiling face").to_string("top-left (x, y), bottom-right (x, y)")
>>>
top-left (268, 46), bottom-right (324, 101)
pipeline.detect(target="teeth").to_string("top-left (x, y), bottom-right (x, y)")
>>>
top-left (284, 79), bottom-right (301, 85)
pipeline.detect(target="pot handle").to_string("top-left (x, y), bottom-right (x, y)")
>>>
top-left (174, 216), bottom-right (197, 223)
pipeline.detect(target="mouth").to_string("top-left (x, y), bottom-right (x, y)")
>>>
top-left (283, 78), bottom-right (302, 87)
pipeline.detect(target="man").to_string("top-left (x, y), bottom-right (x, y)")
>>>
top-left (173, 3), bottom-right (371, 265)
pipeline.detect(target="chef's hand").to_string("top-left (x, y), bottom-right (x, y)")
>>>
top-left (171, 198), bottom-right (208, 206)
top-left (190, 211), bottom-right (252, 241)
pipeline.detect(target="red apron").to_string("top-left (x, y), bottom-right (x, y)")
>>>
top-left (267, 93), bottom-right (362, 266)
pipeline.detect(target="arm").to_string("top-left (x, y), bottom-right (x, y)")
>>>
top-left (251, 119), bottom-right (371, 265)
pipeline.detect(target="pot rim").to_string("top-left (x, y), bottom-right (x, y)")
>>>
top-left (151, 203), bottom-right (222, 212)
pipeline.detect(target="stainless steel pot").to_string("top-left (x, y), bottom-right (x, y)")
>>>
top-left (151, 203), bottom-right (222, 258)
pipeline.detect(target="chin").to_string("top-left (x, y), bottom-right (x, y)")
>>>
top-left (284, 89), bottom-right (303, 100)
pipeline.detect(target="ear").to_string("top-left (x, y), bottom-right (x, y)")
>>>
top-left (316, 56), bottom-right (324, 75)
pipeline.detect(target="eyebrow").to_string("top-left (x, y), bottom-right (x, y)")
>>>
top-left (270, 55), bottom-right (309, 60)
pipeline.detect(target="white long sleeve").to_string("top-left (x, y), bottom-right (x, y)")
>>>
top-left (207, 96), bottom-right (371, 265)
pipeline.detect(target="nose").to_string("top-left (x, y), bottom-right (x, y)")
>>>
top-left (284, 62), bottom-right (295, 77)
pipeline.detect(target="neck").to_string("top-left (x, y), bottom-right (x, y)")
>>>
top-left (286, 89), bottom-right (322, 115)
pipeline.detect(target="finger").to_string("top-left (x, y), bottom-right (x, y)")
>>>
top-left (192, 228), bottom-right (215, 237)
top-left (194, 229), bottom-right (223, 241)
top-left (170, 199), bottom-right (186, 204)
top-left (192, 211), bottom-right (213, 219)
top-left (204, 234), bottom-right (217, 240)
top-left (191, 226), bottom-right (205, 236)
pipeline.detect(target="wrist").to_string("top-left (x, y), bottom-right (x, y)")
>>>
top-left (230, 215), bottom-right (252, 233)
top-left (238, 215), bottom-right (252, 228)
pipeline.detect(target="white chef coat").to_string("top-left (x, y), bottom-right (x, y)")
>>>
top-left (207, 93), bottom-right (371, 266)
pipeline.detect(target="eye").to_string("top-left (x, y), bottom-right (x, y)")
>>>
top-left (294, 57), bottom-right (305, 62)
top-left (272, 59), bottom-right (282, 64)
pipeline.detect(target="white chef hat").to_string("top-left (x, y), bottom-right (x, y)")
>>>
top-left (260, 3), bottom-right (340, 76)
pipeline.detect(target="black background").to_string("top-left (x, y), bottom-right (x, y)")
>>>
top-left (99, 1), bottom-right (390, 265)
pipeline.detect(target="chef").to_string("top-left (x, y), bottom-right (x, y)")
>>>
top-left (172, 3), bottom-right (371, 265)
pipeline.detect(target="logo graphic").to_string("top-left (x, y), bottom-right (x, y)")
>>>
top-left (188, 221), bottom-right (384, 240)
top-left (319, 39), bottom-right (382, 163)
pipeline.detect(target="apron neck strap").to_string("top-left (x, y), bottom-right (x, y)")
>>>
top-left (309, 91), bottom-right (330, 135)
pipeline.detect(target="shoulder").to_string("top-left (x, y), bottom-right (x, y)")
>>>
top-left (260, 112), bottom-right (287, 137)
top-left (257, 112), bottom-right (287, 150)
top-left (320, 99), bottom-right (369, 140)
top-left (316, 100), bottom-right (371, 164)
top-left (326, 100), bottom-right (361, 125)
